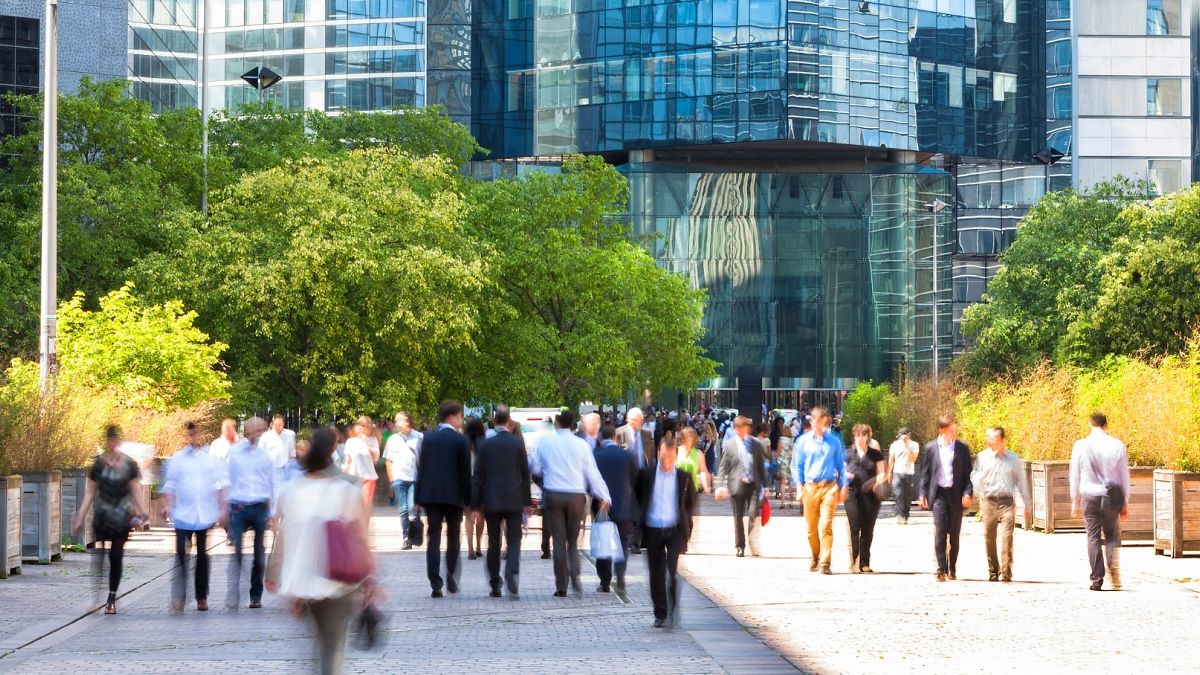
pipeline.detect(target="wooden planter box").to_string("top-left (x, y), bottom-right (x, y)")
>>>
top-left (1014, 460), bottom-right (1033, 529)
top-left (150, 495), bottom-right (170, 528)
top-left (60, 468), bottom-right (94, 548)
top-left (1154, 469), bottom-right (1200, 558)
top-left (1, 476), bottom-right (21, 578)
top-left (1030, 460), bottom-right (1154, 541)
top-left (21, 471), bottom-right (62, 563)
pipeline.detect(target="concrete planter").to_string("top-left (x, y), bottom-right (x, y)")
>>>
top-left (1153, 469), bottom-right (1200, 558)
top-left (1, 475), bottom-right (21, 578)
top-left (21, 471), bottom-right (62, 563)
top-left (60, 468), bottom-right (95, 548)
top-left (1029, 460), bottom-right (1153, 542)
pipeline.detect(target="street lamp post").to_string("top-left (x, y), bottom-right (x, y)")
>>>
top-left (924, 198), bottom-right (949, 388)
top-left (1033, 146), bottom-right (1064, 197)
top-left (39, 0), bottom-right (58, 392)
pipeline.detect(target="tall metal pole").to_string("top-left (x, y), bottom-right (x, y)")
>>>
top-left (200, 0), bottom-right (210, 216)
top-left (931, 208), bottom-right (939, 389)
top-left (38, 0), bottom-right (59, 392)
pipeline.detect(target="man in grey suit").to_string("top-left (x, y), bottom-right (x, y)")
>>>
top-left (714, 416), bottom-right (768, 557)
top-left (616, 406), bottom-right (655, 553)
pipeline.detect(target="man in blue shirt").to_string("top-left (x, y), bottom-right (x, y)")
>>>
top-left (791, 406), bottom-right (848, 574)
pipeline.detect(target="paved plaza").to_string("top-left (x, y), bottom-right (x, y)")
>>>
top-left (1, 499), bottom-right (1198, 674)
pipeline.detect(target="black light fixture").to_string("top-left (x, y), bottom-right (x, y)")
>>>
top-left (241, 66), bottom-right (283, 91)
top-left (1033, 146), bottom-right (1064, 165)
top-left (858, 1), bottom-right (872, 13)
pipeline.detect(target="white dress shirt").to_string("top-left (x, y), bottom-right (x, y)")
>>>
top-left (383, 430), bottom-right (423, 482)
top-left (646, 466), bottom-right (680, 528)
top-left (531, 429), bottom-right (611, 502)
top-left (162, 445), bottom-right (227, 530)
top-left (280, 428), bottom-right (297, 460)
top-left (936, 439), bottom-right (955, 489)
top-left (226, 440), bottom-right (281, 513)
top-left (259, 430), bottom-right (289, 469)
top-left (1069, 428), bottom-right (1131, 505)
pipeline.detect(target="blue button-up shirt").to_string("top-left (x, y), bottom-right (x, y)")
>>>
top-left (791, 430), bottom-right (848, 488)
top-left (646, 466), bottom-right (680, 528)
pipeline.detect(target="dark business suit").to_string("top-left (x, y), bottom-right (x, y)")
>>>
top-left (415, 425), bottom-right (471, 592)
top-left (593, 440), bottom-right (639, 590)
top-left (918, 438), bottom-right (974, 576)
top-left (472, 428), bottom-right (531, 594)
top-left (635, 466), bottom-right (698, 623)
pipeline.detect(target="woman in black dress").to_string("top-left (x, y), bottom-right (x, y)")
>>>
top-left (845, 423), bottom-right (886, 573)
top-left (72, 425), bottom-right (149, 614)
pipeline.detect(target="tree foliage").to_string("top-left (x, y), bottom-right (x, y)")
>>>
top-left (840, 382), bottom-right (899, 445)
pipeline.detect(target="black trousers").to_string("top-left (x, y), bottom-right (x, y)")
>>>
top-left (1083, 495), bottom-right (1121, 585)
top-left (423, 504), bottom-right (463, 591)
top-left (931, 491), bottom-right (964, 574)
top-left (485, 510), bottom-right (524, 593)
top-left (94, 531), bottom-right (129, 596)
top-left (173, 528), bottom-right (210, 603)
top-left (643, 526), bottom-right (685, 621)
top-left (844, 492), bottom-right (881, 569)
top-left (595, 520), bottom-right (633, 589)
top-left (542, 491), bottom-right (586, 593)
top-left (730, 482), bottom-right (759, 551)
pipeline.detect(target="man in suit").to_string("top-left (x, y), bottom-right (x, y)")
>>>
top-left (616, 407), bottom-right (655, 553)
top-left (918, 414), bottom-right (974, 581)
top-left (714, 416), bottom-right (768, 557)
top-left (635, 433), bottom-right (699, 628)
top-left (472, 405), bottom-right (531, 599)
top-left (415, 400), bottom-right (471, 598)
top-left (577, 412), bottom-right (601, 451)
top-left (593, 424), bottom-right (639, 593)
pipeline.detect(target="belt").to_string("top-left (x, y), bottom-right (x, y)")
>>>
top-left (230, 500), bottom-right (269, 509)
top-left (985, 494), bottom-right (1014, 501)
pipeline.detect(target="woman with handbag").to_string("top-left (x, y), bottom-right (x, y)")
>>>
top-left (271, 427), bottom-right (376, 675)
top-left (72, 425), bottom-right (149, 615)
top-left (845, 423), bottom-right (886, 573)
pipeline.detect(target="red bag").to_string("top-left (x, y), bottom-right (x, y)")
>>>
top-left (760, 497), bottom-right (771, 526)
top-left (325, 517), bottom-right (373, 584)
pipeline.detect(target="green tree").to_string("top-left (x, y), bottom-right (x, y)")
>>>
top-left (840, 382), bottom-right (899, 444)
top-left (465, 155), bottom-right (717, 406)
top-left (139, 149), bottom-right (489, 415)
top-left (54, 283), bottom-right (230, 410)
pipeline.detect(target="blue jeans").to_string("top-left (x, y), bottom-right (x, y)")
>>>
top-left (392, 480), bottom-right (415, 542)
top-left (892, 474), bottom-right (916, 519)
top-left (228, 502), bottom-right (269, 604)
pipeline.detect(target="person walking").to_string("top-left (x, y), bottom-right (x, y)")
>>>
top-left (162, 422), bottom-right (227, 612)
top-left (208, 417), bottom-right (240, 470)
top-left (383, 411), bottom-right (422, 550)
top-left (616, 407), bottom-right (655, 469)
top-left (577, 411), bottom-right (602, 451)
top-left (918, 415), bottom-right (974, 581)
top-left (226, 416), bottom-right (280, 608)
top-left (1069, 413), bottom-right (1131, 591)
top-left (845, 424), bottom-right (885, 573)
top-left (472, 406), bottom-right (531, 598)
top-left (342, 417), bottom-right (381, 518)
top-left (714, 416), bottom-right (767, 558)
top-left (972, 426), bottom-right (1030, 583)
top-left (263, 414), bottom-right (298, 465)
top-left (635, 433), bottom-right (698, 628)
top-left (71, 425), bottom-right (148, 615)
top-left (415, 401), bottom-right (471, 598)
top-left (269, 427), bottom-right (375, 675)
top-left (463, 417), bottom-right (488, 560)
top-left (791, 407), bottom-right (848, 574)
top-left (531, 410), bottom-right (612, 597)
top-left (593, 424), bottom-right (639, 593)
top-left (887, 427), bottom-right (919, 524)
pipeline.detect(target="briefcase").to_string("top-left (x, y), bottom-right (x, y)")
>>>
top-left (407, 517), bottom-right (425, 547)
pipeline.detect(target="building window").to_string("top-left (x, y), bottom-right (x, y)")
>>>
top-left (0, 16), bottom-right (40, 140)
top-left (1148, 160), bottom-right (1183, 195)
top-left (1147, 0), bottom-right (1181, 35)
top-left (1147, 78), bottom-right (1182, 116)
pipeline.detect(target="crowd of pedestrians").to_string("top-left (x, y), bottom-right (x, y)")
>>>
top-left (74, 401), bottom-right (1133, 674)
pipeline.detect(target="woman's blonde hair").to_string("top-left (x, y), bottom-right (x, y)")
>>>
top-left (678, 427), bottom-right (699, 447)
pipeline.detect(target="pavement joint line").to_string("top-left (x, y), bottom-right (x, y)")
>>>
top-left (0, 530), bottom-right (227, 663)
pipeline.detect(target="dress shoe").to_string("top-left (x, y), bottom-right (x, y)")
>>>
top-left (631, 546), bottom-right (642, 555)
top-left (820, 566), bottom-right (832, 575)
top-left (989, 573), bottom-right (1000, 582)
top-left (447, 578), bottom-right (459, 594)
top-left (736, 548), bottom-right (745, 558)
top-left (196, 599), bottom-right (209, 612)
top-left (860, 566), bottom-right (873, 574)
top-left (468, 552), bottom-right (477, 561)
top-left (431, 589), bottom-right (444, 598)
top-left (948, 571), bottom-right (957, 581)
top-left (489, 589), bottom-right (502, 598)
top-left (1089, 582), bottom-right (1103, 591)
top-left (401, 542), bottom-right (412, 550)
top-left (810, 561), bottom-right (819, 572)
top-left (541, 552), bottom-right (551, 559)
top-left (598, 584), bottom-right (611, 593)
top-left (170, 601), bottom-right (184, 614)
top-left (653, 618), bottom-right (666, 628)
top-left (249, 601), bottom-right (262, 609)
top-left (936, 572), bottom-right (947, 582)
top-left (553, 590), bottom-right (567, 598)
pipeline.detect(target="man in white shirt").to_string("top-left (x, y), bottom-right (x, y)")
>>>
top-left (1069, 413), bottom-right (1131, 591)
top-left (259, 415), bottom-right (291, 469)
top-left (162, 422), bottom-right (228, 613)
top-left (972, 427), bottom-right (1030, 582)
top-left (208, 418), bottom-right (239, 469)
top-left (887, 427), bottom-right (920, 524)
top-left (225, 417), bottom-right (279, 609)
top-left (384, 411), bottom-right (423, 550)
top-left (531, 410), bottom-right (611, 596)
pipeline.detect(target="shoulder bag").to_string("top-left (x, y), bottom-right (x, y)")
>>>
top-left (1088, 445), bottom-right (1124, 513)
top-left (325, 484), bottom-right (374, 584)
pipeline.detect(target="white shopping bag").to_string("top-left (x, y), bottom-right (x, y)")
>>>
top-left (590, 511), bottom-right (625, 563)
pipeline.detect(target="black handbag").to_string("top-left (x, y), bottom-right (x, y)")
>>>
top-left (1088, 447), bottom-right (1124, 512)
top-left (407, 517), bottom-right (425, 547)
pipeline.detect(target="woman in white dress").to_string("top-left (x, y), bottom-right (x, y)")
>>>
top-left (342, 417), bottom-right (381, 519)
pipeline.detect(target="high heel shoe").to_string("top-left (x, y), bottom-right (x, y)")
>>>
top-left (104, 593), bottom-right (117, 615)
